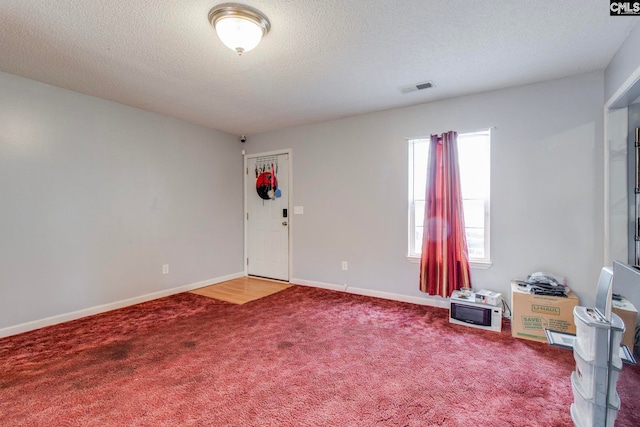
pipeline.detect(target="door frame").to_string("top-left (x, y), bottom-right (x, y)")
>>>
top-left (243, 149), bottom-right (293, 281)
top-left (604, 61), bottom-right (640, 265)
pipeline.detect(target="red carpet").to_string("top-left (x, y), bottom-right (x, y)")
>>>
top-left (1, 286), bottom-right (639, 426)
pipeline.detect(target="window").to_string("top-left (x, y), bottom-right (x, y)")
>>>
top-left (408, 130), bottom-right (491, 265)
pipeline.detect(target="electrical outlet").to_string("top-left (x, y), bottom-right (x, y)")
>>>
top-left (162, 264), bottom-right (169, 274)
top-left (342, 261), bottom-right (348, 271)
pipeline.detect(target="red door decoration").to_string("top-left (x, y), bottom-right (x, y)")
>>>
top-left (255, 157), bottom-right (281, 200)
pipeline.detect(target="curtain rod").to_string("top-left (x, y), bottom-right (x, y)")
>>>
top-left (405, 126), bottom-right (496, 140)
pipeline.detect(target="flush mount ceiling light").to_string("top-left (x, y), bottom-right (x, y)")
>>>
top-left (208, 3), bottom-right (271, 55)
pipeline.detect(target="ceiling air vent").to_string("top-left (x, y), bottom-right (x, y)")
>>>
top-left (399, 81), bottom-right (435, 94)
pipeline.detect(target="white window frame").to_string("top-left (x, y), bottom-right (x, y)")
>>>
top-left (407, 130), bottom-right (491, 269)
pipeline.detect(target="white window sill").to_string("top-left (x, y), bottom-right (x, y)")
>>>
top-left (406, 256), bottom-right (493, 270)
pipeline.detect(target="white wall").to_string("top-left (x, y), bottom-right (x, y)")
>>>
top-left (605, 21), bottom-right (640, 103)
top-left (606, 107), bottom-right (629, 266)
top-left (0, 72), bottom-right (244, 332)
top-left (245, 72), bottom-right (605, 307)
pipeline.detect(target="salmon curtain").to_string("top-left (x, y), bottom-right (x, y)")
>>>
top-left (419, 131), bottom-right (471, 297)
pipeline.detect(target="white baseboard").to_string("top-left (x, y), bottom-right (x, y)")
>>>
top-left (291, 277), bottom-right (449, 309)
top-left (0, 272), bottom-right (245, 339)
top-left (292, 278), bottom-right (349, 292)
top-left (346, 286), bottom-right (449, 309)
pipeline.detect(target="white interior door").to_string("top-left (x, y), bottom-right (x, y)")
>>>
top-left (246, 153), bottom-right (289, 281)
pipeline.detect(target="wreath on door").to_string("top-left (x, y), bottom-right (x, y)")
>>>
top-left (255, 159), bottom-right (282, 200)
top-left (256, 170), bottom-right (278, 200)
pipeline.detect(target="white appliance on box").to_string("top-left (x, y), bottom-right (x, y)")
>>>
top-left (449, 290), bottom-right (503, 332)
top-left (475, 289), bottom-right (502, 306)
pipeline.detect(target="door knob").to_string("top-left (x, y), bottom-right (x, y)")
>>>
top-left (282, 221), bottom-right (288, 226)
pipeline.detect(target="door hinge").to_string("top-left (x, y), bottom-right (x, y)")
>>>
top-left (246, 212), bottom-right (249, 220)
top-left (246, 167), bottom-right (248, 175)
top-left (246, 258), bottom-right (249, 266)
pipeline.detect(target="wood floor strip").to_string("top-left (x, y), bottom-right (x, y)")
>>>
top-left (190, 277), bottom-right (291, 304)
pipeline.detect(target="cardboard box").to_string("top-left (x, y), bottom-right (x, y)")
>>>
top-left (510, 281), bottom-right (579, 343)
top-left (612, 297), bottom-right (638, 350)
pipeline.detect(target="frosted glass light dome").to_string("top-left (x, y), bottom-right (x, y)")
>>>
top-left (209, 4), bottom-right (271, 55)
top-left (215, 17), bottom-right (263, 54)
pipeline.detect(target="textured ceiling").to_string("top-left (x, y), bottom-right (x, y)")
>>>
top-left (1, 1), bottom-right (638, 136)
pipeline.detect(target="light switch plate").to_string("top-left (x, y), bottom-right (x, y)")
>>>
top-left (294, 206), bottom-right (304, 215)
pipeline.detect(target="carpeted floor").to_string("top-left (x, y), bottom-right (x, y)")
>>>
top-left (1, 286), bottom-right (638, 426)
